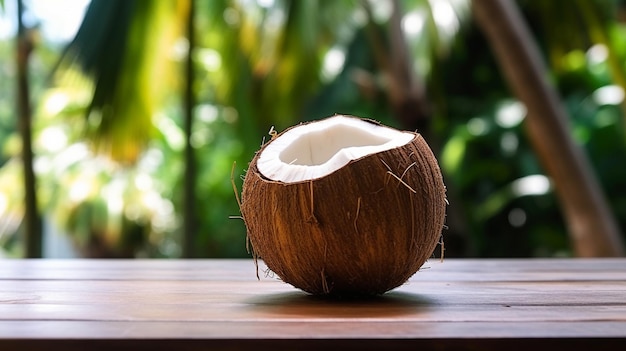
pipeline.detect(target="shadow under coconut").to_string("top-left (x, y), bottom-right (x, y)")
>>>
top-left (244, 290), bottom-right (434, 318)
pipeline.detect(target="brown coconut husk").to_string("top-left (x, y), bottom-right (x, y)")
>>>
top-left (240, 118), bottom-right (446, 296)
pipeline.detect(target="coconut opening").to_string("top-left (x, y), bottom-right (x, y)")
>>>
top-left (279, 125), bottom-right (391, 166)
top-left (257, 115), bottom-right (415, 183)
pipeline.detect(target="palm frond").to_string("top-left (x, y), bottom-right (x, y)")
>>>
top-left (56, 0), bottom-right (188, 164)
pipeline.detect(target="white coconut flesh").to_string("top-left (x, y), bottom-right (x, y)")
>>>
top-left (256, 115), bottom-right (415, 183)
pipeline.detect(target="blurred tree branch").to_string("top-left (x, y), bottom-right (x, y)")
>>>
top-left (16, 0), bottom-right (42, 258)
top-left (183, 0), bottom-right (196, 258)
top-left (473, 0), bottom-right (624, 257)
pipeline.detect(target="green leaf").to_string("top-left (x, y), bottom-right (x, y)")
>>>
top-left (56, 0), bottom-right (187, 163)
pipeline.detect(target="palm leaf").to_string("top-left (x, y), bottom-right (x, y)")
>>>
top-left (56, 0), bottom-right (187, 164)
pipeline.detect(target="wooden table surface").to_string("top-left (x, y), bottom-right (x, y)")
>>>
top-left (1, 258), bottom-right (625, 350)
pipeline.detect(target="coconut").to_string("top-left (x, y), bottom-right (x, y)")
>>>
top-left (239, 114), bottom-right (446, 296)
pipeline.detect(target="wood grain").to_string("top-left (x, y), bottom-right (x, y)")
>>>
top-left (1, 258), bottom-right (625, 350)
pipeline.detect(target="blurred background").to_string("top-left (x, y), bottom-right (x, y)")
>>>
top-left (0, 0), bottom-right (625, 259)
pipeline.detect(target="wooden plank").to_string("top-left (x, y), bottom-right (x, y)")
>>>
top-left (0, 259), bottom-right (260, 281)
top-left (1, 258), bottom-right (625, 281)
top-left (0, 258), bottom-right (625, 350)
top-left (0, 337), bottom-right (623, 351)
top-left (2, 281), bottom-right (626, 319)
top-left (1, 320), bottom-right (625, 339)
top-left (0, 322), bottom-right (624, 351)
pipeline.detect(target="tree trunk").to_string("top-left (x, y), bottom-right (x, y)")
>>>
top-left (472, 0), bottom-right (624, 257)
top-left (182, 0), bottom-right (197, 258)
top-left (17, 0), bottom-right (42, 258)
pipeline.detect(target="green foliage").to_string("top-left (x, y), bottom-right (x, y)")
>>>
top-left (1, 0), bottom-right (626, 258)
top-left (0, 39), bottom-right (16, 168)
top-left (435, 3), bottom-right (626, 257)
top-left (57, 0), bottom-right (186, 163)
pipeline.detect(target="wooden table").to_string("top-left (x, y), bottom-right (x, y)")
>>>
top-left (1, 258), bottom-right (625, 350)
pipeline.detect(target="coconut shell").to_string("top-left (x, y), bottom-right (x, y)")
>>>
top-left (240, 120), bottom-right (446, 296)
